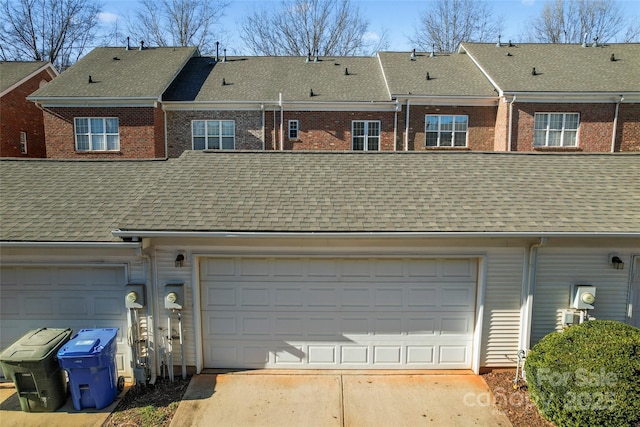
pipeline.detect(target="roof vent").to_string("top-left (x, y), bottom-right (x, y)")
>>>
top-left (531, 67), bottom-right (537, 76)
top-left (222, 78), bottom-right (226, 86)
top-left (496, 34), bottom-right (501, 47)
top-left (216, 41), bottom-right (220, 62)
top-left (126, 37), bottom-right (131, 51)
top-left (430, 44), bottom-right (435, 58)
top-left (592, 36), bottom-right (599, 48)
top-left (113, 56), bottom-right (120, 60)
top-left (506, 52), bottom-right (512, 56)
top-left (582, 32), bottom-right (588, 48)
top-left (344, 67), bottom-right (349, 75)
top-left (508, 40), bottom-right (514, 47)
top-left (306, 50), bottom-right (311, 62)
top-left (223, 48), bottom-right (227, 62)
top-left (314, 49), bottom-right (319, 62)
top-left (426, 72), bottom-right (431, 81)
top-left (410, 48), bottom-right (416, 60)
top-left (88, 75), bottom-right (93, 83)
top-left (309, 88), bottom-right (314, 97)
top-left (610, 53), bottom-right (616, 62)
top-left (139, 40), bottom-right (145, 51)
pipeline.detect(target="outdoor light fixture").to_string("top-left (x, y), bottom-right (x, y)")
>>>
top-left (611, 255), bottom-right (624, 270)
top-left (175, 253), bottom-right (185, 268)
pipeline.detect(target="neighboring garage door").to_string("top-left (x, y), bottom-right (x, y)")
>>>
top-left (201, 257), bottom-right (478, 369)
top-left (0, 265), bottom-right (130, 377)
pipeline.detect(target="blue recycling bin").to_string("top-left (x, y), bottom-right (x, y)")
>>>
top-left (57, 328), bottom-right (119, 410)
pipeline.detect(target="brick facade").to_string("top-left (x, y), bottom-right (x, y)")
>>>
top-left (43, 106), bottom-right (165, 158)
top-left (494, 99), bottom-right (509, 151)
top-left (1, 69), bottom-right (54, 158)
top-left (512, 103), bottom-right (616, 152)
top-left (265, 110), bottom-right (396, 151)
top-left (166, 110), bottom-right (263, 157)
top-left (617, 103), bottom-right (640, 152)
top-left (397, 105), bottom-right (496, 151)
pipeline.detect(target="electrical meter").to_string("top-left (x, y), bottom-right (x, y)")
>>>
top-left (572, 285), bottom-right (596, 310)
top-left (125, 284), bottom-right (145, 309)
top-left (164, 284), bottom-right (184, 310)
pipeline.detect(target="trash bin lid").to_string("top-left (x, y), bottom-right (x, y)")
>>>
top-left (0, 328), bottom-right (73, 362)
top-left (57, 328), bottom-right (118, 358)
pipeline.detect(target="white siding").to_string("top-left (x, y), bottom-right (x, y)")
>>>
top-left (481, 248), bottom-right (526, 367)
top-left (154, 247), bottom-right (197, 368)
top-left (531, 248), bottom-right (637, 345)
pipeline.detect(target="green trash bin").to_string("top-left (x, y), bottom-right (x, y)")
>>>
top-left (0, 328), bottom-right (73, 412)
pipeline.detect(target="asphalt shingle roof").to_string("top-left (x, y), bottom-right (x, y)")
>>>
top-left (377, 51), bottom-right (497, 97)
top-left (2, 152), bottom-right (638, 242)
top-left (163, 56), bottom-right (390, 102)
top-left (460, 42), bottom-right (640, 93)
top-left (28, 47), bottom-right (197, 99)
top-left (0, 61), bottom-right (52, 94)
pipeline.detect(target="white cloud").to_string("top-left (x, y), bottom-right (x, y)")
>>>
top-left (98, 12), bottom-right (119, 24)
top-left (363, 31), bottom-right (381, 43)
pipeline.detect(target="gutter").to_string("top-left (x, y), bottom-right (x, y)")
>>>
top-left (1, 241), bottom-right (141, 248)
top-left (111, 230), bottom-right (640, 239)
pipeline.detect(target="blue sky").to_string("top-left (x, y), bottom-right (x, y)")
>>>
top-left (99, 0), bottom-right (640, 53)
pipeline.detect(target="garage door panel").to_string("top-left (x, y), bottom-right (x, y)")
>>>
top-left (1, 266), bottom-right (130, 377)
top-left (201, 258), bottom-right (477, 369)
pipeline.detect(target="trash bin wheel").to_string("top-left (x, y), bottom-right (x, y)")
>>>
top-left (117, 376), bottom-right (125, 392)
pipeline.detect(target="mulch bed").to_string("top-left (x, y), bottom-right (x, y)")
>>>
top-left (482, 370), bottom-right (555, 427)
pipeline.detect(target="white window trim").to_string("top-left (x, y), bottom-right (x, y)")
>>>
top-left (533, 112), bottom-right (580, 147)
top-left (425, 115), bottom-right (469, 147)
top-left (351, 120), bottom-right (381, 151)
top-left (74, 117), bottom-right (120, 151)
top-left (288, 120), bottom-right (299, 139)
top-left (191, 120), bottom-right (236, 150)
top-left (20, 131), bottom-right (27, 154)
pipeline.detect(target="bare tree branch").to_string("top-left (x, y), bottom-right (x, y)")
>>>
top-left (0, 0), bottom-right (101, 68)
top-left (409, 0), bottom-right (502, 53)
top-left (240, 0), bottom-right (374, 56)
top-left (128, 0), bottom-right (229, 54)
top-left (523, 0), bottom-right (638, 43)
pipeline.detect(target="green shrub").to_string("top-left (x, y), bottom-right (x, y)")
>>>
top-left (524, 320), bottom-right (640, 427)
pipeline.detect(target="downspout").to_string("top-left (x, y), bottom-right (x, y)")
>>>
top-left (279, 93), bottom-right (284, 151)
top-left (404, 99), bottom-right (410, 151)
top-left (272, 108), bottom-right (276, 150)
top-left (261, 104), bottom-right (265, 151)
top-left (519, 237), bottom-right (547, 352)
top-left (611, 95), bottom-right (623, 153)
top-left (508, 95), bottom-right (516, 152)
top-left (393, 100), bottom-right (399, 151)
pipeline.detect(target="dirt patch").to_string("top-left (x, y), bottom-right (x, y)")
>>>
top-left (103, 376), bottom-right (190, 427)
top-left (482, 370), bottom-right (555, 427)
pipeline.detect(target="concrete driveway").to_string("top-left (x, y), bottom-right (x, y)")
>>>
top-left (170, 370), bottom-right (512, 427)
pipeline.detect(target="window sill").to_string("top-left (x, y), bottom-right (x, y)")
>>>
top-left (533, 146), bottom-right (582, 152)
top-left (425, 146), bottom-right (470, 151)
top-left (76, 150), bottom-right (122, 154)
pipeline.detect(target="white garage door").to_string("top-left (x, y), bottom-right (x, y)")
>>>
top-left (0, 265), bottom-right (130, 377)
top-left (201, 257), bottom-right (477, 369)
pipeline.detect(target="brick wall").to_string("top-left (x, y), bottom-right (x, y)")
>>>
top-left (166, 110), bottom-right (263, 157)
top-left (494, 99), bottom-right (509, 151)
top-left (397, 105), bottom-right (496, 151)
top-left (265, 110), bottom-right (396, 151)
top-left (43, 106), bottom-right (163, 158)
top-left (1, 69), bottom-right (53, 157)
top-left (617, 103), bottom-right (640, 152)
top-left (513, 103), bottom-right (616, 152)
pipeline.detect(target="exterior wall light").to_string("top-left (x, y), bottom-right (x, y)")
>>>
top-left (175, 253), bottom-right (185, 268)
top-left (611, 255), bottom-right (624, 270)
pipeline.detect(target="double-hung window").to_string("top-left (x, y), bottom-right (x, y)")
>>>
top-left (425, 115), bottom-right (468, 147)
top-left (192, 120), bottom-right (235, 150)
top-left (20, 132), bottom-right (27, 154)
top-left (74, 118), bottom-right (120, 151)
top-left (288, 120), bottom-right (299, 139)
top-left (534, 113), bottom-right (579, 147)
top-left (352, 120), bottom-right (380, 151)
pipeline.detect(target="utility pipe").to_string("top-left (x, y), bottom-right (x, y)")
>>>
top-left (508, 95), bottom-right (516, 152)
top-left (261, 104), bottom-right (265, 150)
top-left (141, 252), bottom-right (158, 385)
top-left (279, 93), bottom-right (284, 151)
top-left (611, 95), bottom-right (623, 152)
top-left (179, 311), bottom-right (186, 379)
